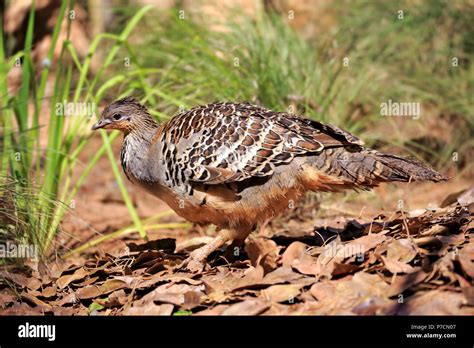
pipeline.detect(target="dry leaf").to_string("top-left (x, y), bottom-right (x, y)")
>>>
top-left (398, 290), bottom-right (474, 315)
top-left (0, 289), bottom-right (17, 307)
top-left (195, 304), bottom-right (230, 315)
top-left (95, 289), bottom-right (128, 308)
top-left (135, 283), bottom-right (204, 309)
top-left (21, 293), bottom-right (52, 310)
top-left (56, 267), bottom-right (90, 289)
top-left (0, 271), bottom-right (29, 288)
top-left (26, 277), bottom-right (42, 291)
top-left (72, 276), bottom-right (100, 287)
top-left (176, 236), bottom-right (214, 252)
top-left (245, 237), bottom-right (280, 273)
top-left (261, 284), bottom-right (303, 303)
top-left (342, 233), bottom-right (387, 259)
top-left (262, 302), bottom-right (307, 315)
top-left (100, 279), bottom-right (127, 294)
top-left (461, 286), bottom-right (474, 306)
top-left (458, 244), bottom-right (474, 279)
top-left (260, 266), bottom-right (306, 286)
top-left (310, 281), bottom-right (335, 302)
top-left (381, 256), bottom-right (416, 274)
top-left (282, 241), bottom-right (320, 276)
top-left (41, 285), bottom-right (57, 298)
top-left (76, 285), bottom-right (102, 300)
top-left (229, 265), bottom-right (265, 291)
top-left (123, 303), bottom-right (174, 315)
top-left (309, 273), bottom-right (391, 314)
top-left (386, 239), bottom-right (417, 263)
top-left (281, 242), bottom-right (308, 266)
top-left (221, 299), bottom-right (270, 315)
top-left (1, 198), bottom-right (471, 316)
top-left (386, 271), bottom-right (428, 297)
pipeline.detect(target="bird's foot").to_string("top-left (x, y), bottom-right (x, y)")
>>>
top-left (174, 250), bottom-right (207, 273)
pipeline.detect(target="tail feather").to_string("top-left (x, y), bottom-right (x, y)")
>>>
top-left (310, 147), bottom-right (448, 190)
top-left (371, 152), bottom-right (448, 183)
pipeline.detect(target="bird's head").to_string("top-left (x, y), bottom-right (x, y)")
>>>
top-left (91, 97), bottom-right (157, 134)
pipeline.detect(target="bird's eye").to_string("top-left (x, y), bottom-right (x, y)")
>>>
top-left (112, 113), bottom-right (122, 121)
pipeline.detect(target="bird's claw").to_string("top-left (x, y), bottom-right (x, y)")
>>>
top-left (174, 256), bottom-right (206, 273)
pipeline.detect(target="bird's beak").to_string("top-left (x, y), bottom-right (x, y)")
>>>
top-left (91, 119), bottom-right (111, 130)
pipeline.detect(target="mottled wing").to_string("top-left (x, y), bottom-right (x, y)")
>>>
top-left (162, 102), bottom-right (361, 185)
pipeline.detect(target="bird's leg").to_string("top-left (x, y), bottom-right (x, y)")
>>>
top-left (177, 228), bottom-right (250, 272)
top-left (257, 217), bottom-right (272, 237)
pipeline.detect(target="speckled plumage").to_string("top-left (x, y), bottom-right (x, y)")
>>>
top-left (92, 98), bottom-right (446, 271)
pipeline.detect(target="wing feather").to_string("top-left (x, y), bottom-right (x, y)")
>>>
top-left (161, 102), bottom-right (361, 185)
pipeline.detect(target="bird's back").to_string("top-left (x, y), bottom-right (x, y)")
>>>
top-left (157, 102), bottom-right (358, 185)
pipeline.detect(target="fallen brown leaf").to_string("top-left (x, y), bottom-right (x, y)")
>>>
top-left (282, 241), bottom-right (321, 276)
top-left (261, 284), bottom-right (303, 303)
top-left (75, 285), bottom-right (102, 300)
top-left (386, 238), bottom-right (417, 263)
top-left (381, 256), bottom-right (416, 274)
top-left (96, 289), bottom-right (128, 308)
top-left (194, 304), bottom-right (230, 315)
top-left (342, 233), bottom-right (387, 259)
top-left (0, 271), bottom-right (29, 288)
top-left (260, 266), bottom-right (307, 286)
top-left (41, 285), bottom-right (57, 298)
top-left (135, 283), bottom-right (205, 309)
top-left (228, 265), bottom-right (265, 292)
top-left (245, 237), bottom-right (280, 274)
top-left (221, 299), bottom-right (270, 315)
top-left (21, 293), bottom-right (52, 310)
top-left (458, 244), bottom-right (474, 279)
top-left (56, 267), bottom-right (91, 289)
top-left (123, 303), bottom-right (174, 315)
top-left (0, 289), bottom-right (17, 307)
top-left (99, 279), bottom-right (128, 294)
top-left (386, 271), bottom-right (428, 297)
top-left (72, 276), bottom-right (100, 287)
top-left (309, 272), bottom-right (392, 314)
top-left (397, 290), bottom-right (474, 315)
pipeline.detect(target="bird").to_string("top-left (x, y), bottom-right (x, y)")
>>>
top-left (92, 97), bottom-right (447, 271)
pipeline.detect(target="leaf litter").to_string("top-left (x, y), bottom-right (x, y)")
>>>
top-left (0, 197), bottom-right (473, 315)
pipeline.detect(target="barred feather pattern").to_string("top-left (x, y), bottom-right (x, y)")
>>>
top-left (154, 102), bottom-right (367, 188)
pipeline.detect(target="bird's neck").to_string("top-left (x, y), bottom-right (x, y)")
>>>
top-left (120, 123), bottom-right (161, 183)
top-left (126, 126), bottom-right (158, 144)
top-left (125, 113), bottom-right (160, 138)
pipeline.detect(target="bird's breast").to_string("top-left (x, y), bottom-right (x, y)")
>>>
top-left (140, 167), bottom-right (308, 230)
